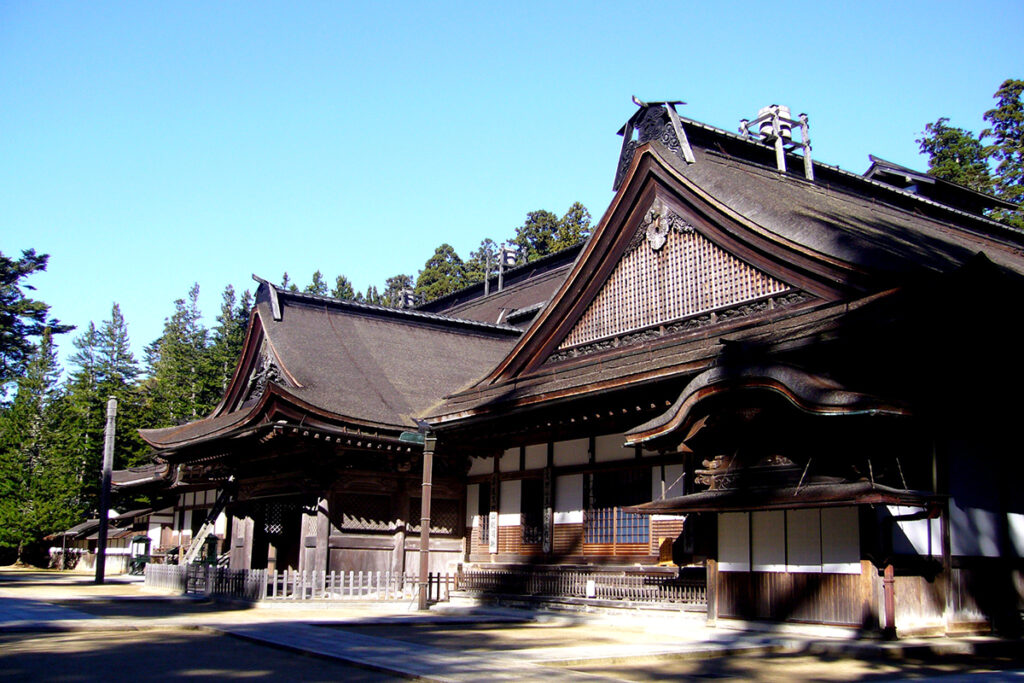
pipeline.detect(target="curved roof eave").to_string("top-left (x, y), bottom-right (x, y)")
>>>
top-left (624, 363), bottom-right (911, 446)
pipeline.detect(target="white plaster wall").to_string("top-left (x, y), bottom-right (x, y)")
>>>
top-left (499, 447), bottom-right (519, 473)
top-left (786, 508), bottom-right (822, 573)
top-left (499, 479), bottom-right (521, 526)
top-left (891, 506), bottom-right (941, 557)
top-left (524, 444), bottom-right (547, 470)
top-left (752, 511), bottom-right (786, 572)
top-left (821, 507), bottom-right (860, 573)
top-left (554, 474), bottom-right (584, 524)
top-left (468, 456), bottom-right (492, 476)
top-left (553, 438), bottom-right (588, 467)
top-left (718, 512), bottom-right (749, 572)
top-left (947, 439), bottom-right (1024, 558)
top-left (466, 484), bottom-right (479, 526)
top-left (594, 433), bottom-right (632, 463)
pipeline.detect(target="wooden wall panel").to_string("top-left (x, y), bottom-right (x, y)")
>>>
top-left (718, 571), bottom-right (866, 625)
top-left (553, 524), bottom-right (584, 555)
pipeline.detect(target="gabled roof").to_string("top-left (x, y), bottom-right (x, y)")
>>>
top-left (428, 114), bottom-right (1024, 428)
top-left (140, 283), bottom-right (521, 452)
top-left (416, 244), bottom-right (583, 327)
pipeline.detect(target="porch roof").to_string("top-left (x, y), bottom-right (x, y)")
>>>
top-left (628, 481), bottom-right (945, 514)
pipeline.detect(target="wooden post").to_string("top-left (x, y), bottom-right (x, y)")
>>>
top-left (94, 397), bottom-right (116, 584)
top-left (883, 563), bottom-right (897, 640)
top-left (706, 557), bottom-right (718, 626)
top-left (418, 434), bottom-right (436, 610)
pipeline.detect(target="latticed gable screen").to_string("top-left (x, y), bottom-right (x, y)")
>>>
top-left (559, 226), bottom-right (789, 349)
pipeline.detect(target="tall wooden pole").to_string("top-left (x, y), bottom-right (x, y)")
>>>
top-left (417, 434), bottom-right (436, 610)
top-left (94, 397), bottom-right (117, 584)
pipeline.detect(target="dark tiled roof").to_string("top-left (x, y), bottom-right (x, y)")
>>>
top-left (417, 245), bottom-right (582, 325)
top-left (677, 144), bottom-right (1024, 281)
top-left (140, 285), bottom-right (522, 450)
top-left (260, 293), bottom-right (520, 425)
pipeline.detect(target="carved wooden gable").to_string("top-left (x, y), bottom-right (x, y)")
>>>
top-left (237, 339), bottom-right (284, 409)
top-left (557, 199), bottom-right (791, 351)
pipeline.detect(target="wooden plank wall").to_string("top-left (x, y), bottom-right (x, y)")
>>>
top-left (717, 570), bottom-right (869, 626)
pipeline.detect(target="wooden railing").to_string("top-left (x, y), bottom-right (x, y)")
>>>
top-left (144, 564), bottom-right (454, 604)
top-left (458, 567), bottom-right (706, 606)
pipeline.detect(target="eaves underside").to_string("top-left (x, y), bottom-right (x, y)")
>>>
top-left (429, 292), bottom-right (862, 427)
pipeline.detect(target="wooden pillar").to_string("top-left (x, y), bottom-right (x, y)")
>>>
top-left (883, 563), bottom-right (897, 640)
top-left (394, 483), bottom-right (410, 579)
top-left (418, 434), bottom-right (436, 611)
top-left (706, 557), bottom-right (718, 626)
top-left (231, 514), bottom-right (254, 570)
top-left (298, 504), bottom-right (318, 573)
top-left (315, 497), bottom-right (330, 573)
top-left (489, 456), bottom-right (500, 556)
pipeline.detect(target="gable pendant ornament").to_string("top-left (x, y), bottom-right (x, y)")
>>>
top-left (643, 199), bottom-right (693, 252)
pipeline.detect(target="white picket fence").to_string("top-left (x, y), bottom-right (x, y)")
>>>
top-left (145, 564), bottom-right (454, 603)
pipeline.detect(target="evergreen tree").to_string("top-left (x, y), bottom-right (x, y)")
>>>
top-left (0, 250), bottom-right (73, 391)
top-left (0, 329), bottom-right (81, 562)
top-left (415, 244), bottom-right (468, 302)
top-left (305, 270), bottom-right (329, 296)
top-left (143, 284), bottom-right (215, 426)
top-left (512, 210), bottom-right (560, 263)
top-left (382, 274), bottom-right (414, 308)
top-left (331, 275), bottom-right (356, 300)
top-left (465, 239), bottom-right (499, 285)
top-left (983, 78), bottom-right (1024, 227)
top-left (917, 118), bottom-right (993, 192)
top-left (552, 202), bottom-right (592, 251)
top-left (209, 285), bottom-right (250, 397)
top-left (280, 272), bottom-right (299, 293)
top-left (364, 285), bottom-right (382, 306)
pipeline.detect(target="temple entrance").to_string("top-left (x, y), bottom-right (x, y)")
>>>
top-left (251, 500), bottom-right (302, 572)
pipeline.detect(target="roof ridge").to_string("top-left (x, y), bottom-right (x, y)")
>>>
top-left (254, 278), bottom-right (523, 335)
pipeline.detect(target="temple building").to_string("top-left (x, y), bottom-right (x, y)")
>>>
top-left (117, 101), bottom-right (1024, 636)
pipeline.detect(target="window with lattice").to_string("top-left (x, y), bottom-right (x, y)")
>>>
top-left (559, 226), bottom-right (789, 349)
top-left (335, 493), bottom-right (395, 532)
top-left (409, 497), bottom-right (460, 536)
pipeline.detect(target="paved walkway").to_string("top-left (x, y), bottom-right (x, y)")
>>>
top-left (0, 568), bottom-right (1019, 682)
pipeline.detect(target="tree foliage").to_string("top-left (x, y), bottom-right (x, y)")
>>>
top-left (0, 250), bottom-right (73, 391)
top-left (983, 78), bottom-right (1024, 227)
top-left (331, 275), bottom-right (357, 300)
top-left (415, 244), bottom-right (467, 302)
top-left (0, 329), bottom-right (81, 561)
top-left (919, 78), bottom-right (1024, 228)
top-left (918, 118), bottom-right (993, 193)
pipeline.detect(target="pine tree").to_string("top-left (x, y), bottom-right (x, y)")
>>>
top-left (209, 285), bottom-right (251, 397)
top-left (382, 274), bottom-right (414, 308)
top-left (280, 272), bottom-right (299, 293)
top-left (305, 270), bottom-right (329, 296)
top-left (0, 329), bottom-right (81, 562)
top-left (364, 285), bottom-right (382, 305)
top-left (917, 118), bottom-right (993, 192)
top-left (331, 275), bottom-right (356, 300)
top-left (143, 284), bottom-right (215, 426)
top-left (0, 250), bottom-right (73, 391)
top-left (465, 239), bottom-right (499, 285)
top-left (552, 202), bottom-right (592, 251)
top-left (415, 244), bottom-right (468, 302)
top-left (512, 210), bottom-right (560, 263)
top-left (983, 78), bottom-right (1024, 227)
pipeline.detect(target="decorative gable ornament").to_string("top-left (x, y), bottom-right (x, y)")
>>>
top-left (554, 199), bottom-right (794, 355)
top-left (240, 342), bottom-right (283, 407)
top-left (643, 200), bottom-right (693, 251)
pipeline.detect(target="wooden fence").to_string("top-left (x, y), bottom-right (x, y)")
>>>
top-left (144, 564), bottom-right (454, 603)
top-left (458, 567), bottom-right (706, 606)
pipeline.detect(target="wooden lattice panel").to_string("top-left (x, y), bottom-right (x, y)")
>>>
top-left (559, 228), bottom-right (789, 349)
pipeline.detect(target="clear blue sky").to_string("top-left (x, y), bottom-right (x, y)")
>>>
top-left (3, 1), bottom-right (1022, 371)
